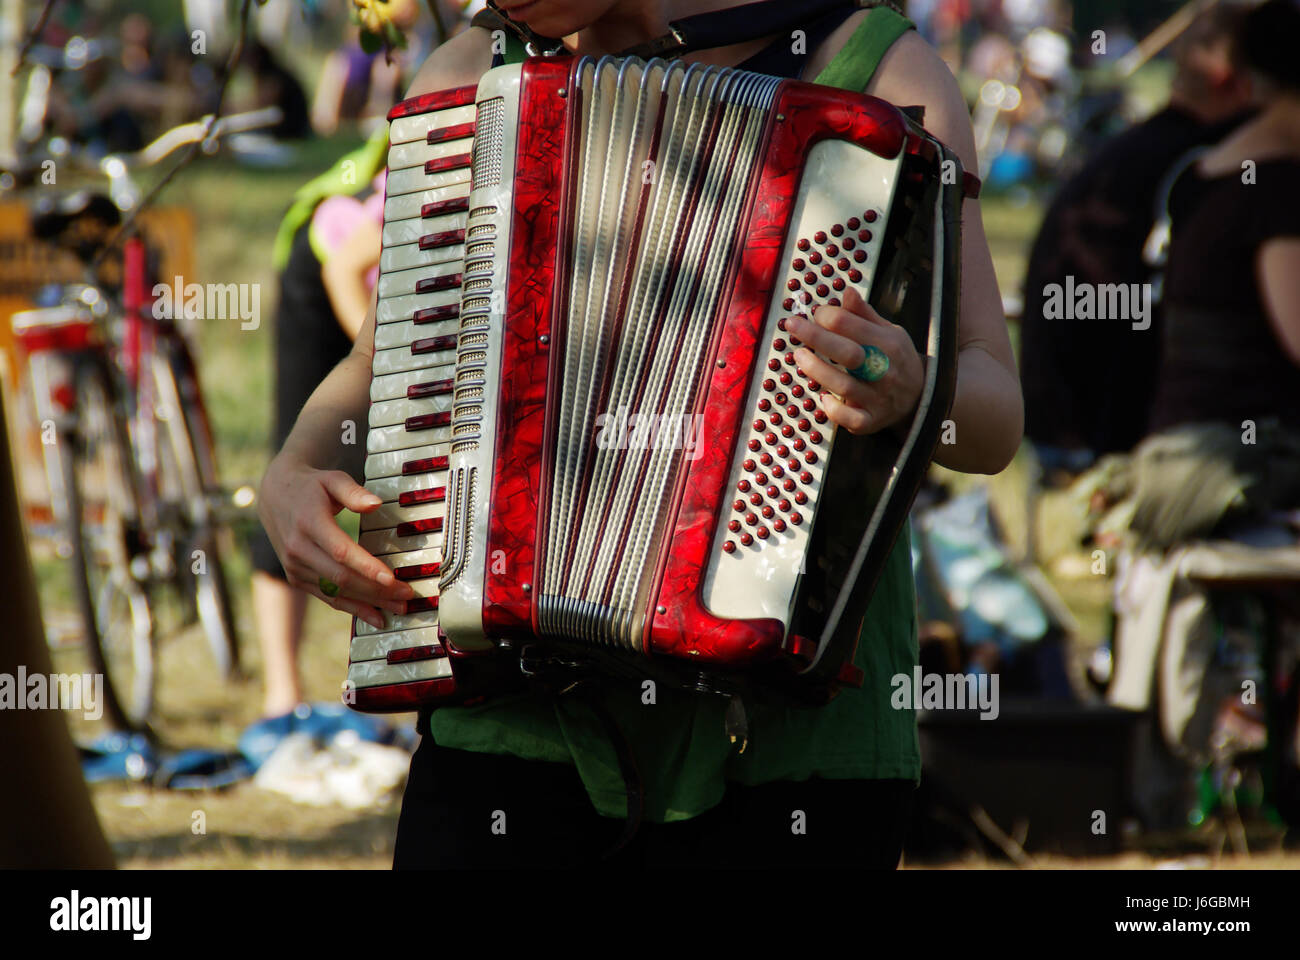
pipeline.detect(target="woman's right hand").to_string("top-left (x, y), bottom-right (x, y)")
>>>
top-left (258, 451), bottom-right (415, 629)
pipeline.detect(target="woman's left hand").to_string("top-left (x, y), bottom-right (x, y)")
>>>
top-left (787, 286), bottom-right (925, 436)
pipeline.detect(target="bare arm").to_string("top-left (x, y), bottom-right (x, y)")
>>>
top-left (258, 28), bottom-right (494, 626)
top-left (1259, 238), bottom-right (1300, 366)
top-left (877, 34), bottom-right (1024, 474)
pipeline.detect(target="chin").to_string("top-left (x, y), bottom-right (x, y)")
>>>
top-left (499, 0), bottom-right (598, 38)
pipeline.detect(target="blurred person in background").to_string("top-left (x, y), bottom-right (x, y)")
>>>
top-left (1146, 0), bottom-right (1300, 441)
top-left (243, 132), bottom-right (389, 751)
top-left (1102, 1), bottom-right (1300, 830)
top-left (240, 40), bottom-right (313, 139)
top-left (310, 23), bottom-right (405, 135)
top-left (1018, 1), bottom-right (1254, 478)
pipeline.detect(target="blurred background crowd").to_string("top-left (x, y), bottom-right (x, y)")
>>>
top-left (1, 0), bottom-right (1298, 868)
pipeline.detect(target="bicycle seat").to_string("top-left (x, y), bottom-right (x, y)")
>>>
top-left (30, 190), bottom-right (120, 241)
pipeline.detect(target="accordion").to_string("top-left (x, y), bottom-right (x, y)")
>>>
top-left (346, 55), bottom-right (975, 712)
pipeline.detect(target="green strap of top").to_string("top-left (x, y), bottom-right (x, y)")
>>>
top-left (813, 5), bottom-right (914, 92)
top-left (503, 29), bottom-right (528, 66)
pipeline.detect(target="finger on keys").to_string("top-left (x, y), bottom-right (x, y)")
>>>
top-left (296, 536), bottom-right (412, 612)
top-left (329, 595), bottom-right (387, 631)
top-left (321, 470), bottom-right (383, 513)
top-left (788, 313), bottom-right (871, 369)
top-left (317, 521), bottom-right (417, 600)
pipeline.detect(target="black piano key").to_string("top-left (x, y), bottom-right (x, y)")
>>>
top-left (422, 197), bottom-right (469, 218)
top-left (412, 305), bottom-right (459, 324)
top-left (396, 517), bottom-right (444, 538)
top-left (419, 229), bottom-right (466, 251)
top-left (393, 561), bottom-right (441, 581)
top-left (425, 153), bottom-right (472, 175)
top-left (411, 334), bottom-right (458, 355)
top-left (402, 456), bottom-right (450, 475)
top-left (398, 486), bottom-right (447, 507)
top-left (427, 121), bottom-right (476, 145)
top-left (405, 412), bottom-right (452, 432)
top-left (415, 274), bottom-right (462, 295)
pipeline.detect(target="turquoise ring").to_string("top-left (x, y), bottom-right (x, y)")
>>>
top-left (318, 577), bottom-right (340, 598)
top-left (848, 345), bottom-right (890, 383)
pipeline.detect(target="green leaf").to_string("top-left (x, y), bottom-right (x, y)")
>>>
top-left (383, 21), bottom-right (408, 49)
top-left (358, 29), bottom-right (382, 54)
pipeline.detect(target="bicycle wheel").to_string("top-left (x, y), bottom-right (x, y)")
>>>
top-left (151, 344), bottom-right (241, 679)
top-left (64, 360), bottom-right (156, 730)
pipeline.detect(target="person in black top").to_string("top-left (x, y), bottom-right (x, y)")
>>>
top-left (1147, 0), bottom-right (1300, 435)
top-left (1018, 3), bottom-right (1253, 467)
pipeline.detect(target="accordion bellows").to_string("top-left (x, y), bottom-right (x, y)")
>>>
top-left (347, 55), bottom-right (972, 710)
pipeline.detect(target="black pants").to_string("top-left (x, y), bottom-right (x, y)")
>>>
top-left (393, 736), bottom-right (913, 868)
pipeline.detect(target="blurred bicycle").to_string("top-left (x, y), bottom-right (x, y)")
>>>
top-left (6, 107), bottom-right (280, 731)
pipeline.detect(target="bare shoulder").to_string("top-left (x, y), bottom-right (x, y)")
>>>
top-left (808, 16), bottom-right (974, 161)
top-left (404, 27), bottom-right (495, 97)
top-left (870, 31), bottom-right (978, 167)
top-left (805, 7), bottom-right (871, 78)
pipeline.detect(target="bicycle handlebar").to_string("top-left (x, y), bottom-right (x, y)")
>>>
top-left (1, 106), bottom-right (285, 194)
top-left (126, 106), bottom-right (284, 170)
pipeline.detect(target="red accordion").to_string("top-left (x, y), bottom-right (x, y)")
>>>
top-left (347, 55), bottom-right (974, 712)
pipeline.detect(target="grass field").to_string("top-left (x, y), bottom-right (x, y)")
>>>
top-left (20, 129), bottom-right (1297, 869)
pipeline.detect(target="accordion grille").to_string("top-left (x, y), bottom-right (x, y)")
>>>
top-left (470, 97), bottom-right (506, 189)
top-left (537, 58), bottom-right (779, 650)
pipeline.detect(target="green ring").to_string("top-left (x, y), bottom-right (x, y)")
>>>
top-left (849, 345), bottom-right (890, 383)
top-left (318, 577), bottom-right (340, 598)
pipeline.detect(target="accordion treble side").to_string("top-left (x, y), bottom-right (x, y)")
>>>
top-left (347, 55), bottom-right (974, 710)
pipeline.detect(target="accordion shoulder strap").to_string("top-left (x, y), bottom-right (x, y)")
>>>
top-left (812, 4), bottom-right (915, 93)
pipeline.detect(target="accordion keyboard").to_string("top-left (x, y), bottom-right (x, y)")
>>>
top-left (346, 90), bottom-right (477, 709)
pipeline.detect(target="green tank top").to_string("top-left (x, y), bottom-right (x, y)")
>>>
top-left (429, 7), bottom-right (921, 822)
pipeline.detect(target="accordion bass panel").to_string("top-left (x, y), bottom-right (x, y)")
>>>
top-left (351, 55), bottom-right (973, 709)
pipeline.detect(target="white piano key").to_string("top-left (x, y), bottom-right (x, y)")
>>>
top-left (385, 164), bottom-right (470, 199)
top-left (377, 260), bottom-right (462, 300)
top-left (380, 238), bottom-right (465, 275)
top-left (349, 626), bottom-right (445, 664)
top-left (370, 346), bottom-right (452, 378)
top-left (376, 290), bottom-right (460, 325)
top-left (347, 656), bottom-right (452, 689)
top-left (370, 365), bottom-right (456, 403)
top-left (365, 470), bottom-right (448, 504)
top-left (353, 606), bottom-right (441, 637)
top-left (381, 213), bottom-right (466, 251)
top-left (366, 420), bottom-right (454, 457)
top-left (364, 441), bottom-right (450, 481)
top-left (383, 187), bottom-right (470, 224)
top-left (372, 317), bottom-right (458, 352)
top-left (388, 105), bottom-right (476, 145)
top-left (387, 136), bottom-right (473, 173)
top-left (369, 393), bottom-right (453, 430)
top-left (360, 496), bottom-right (446, 531)
top-left (361, 524), bottom-right (444, 557)
top-left (382, 546), bottom-right (443, 575)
